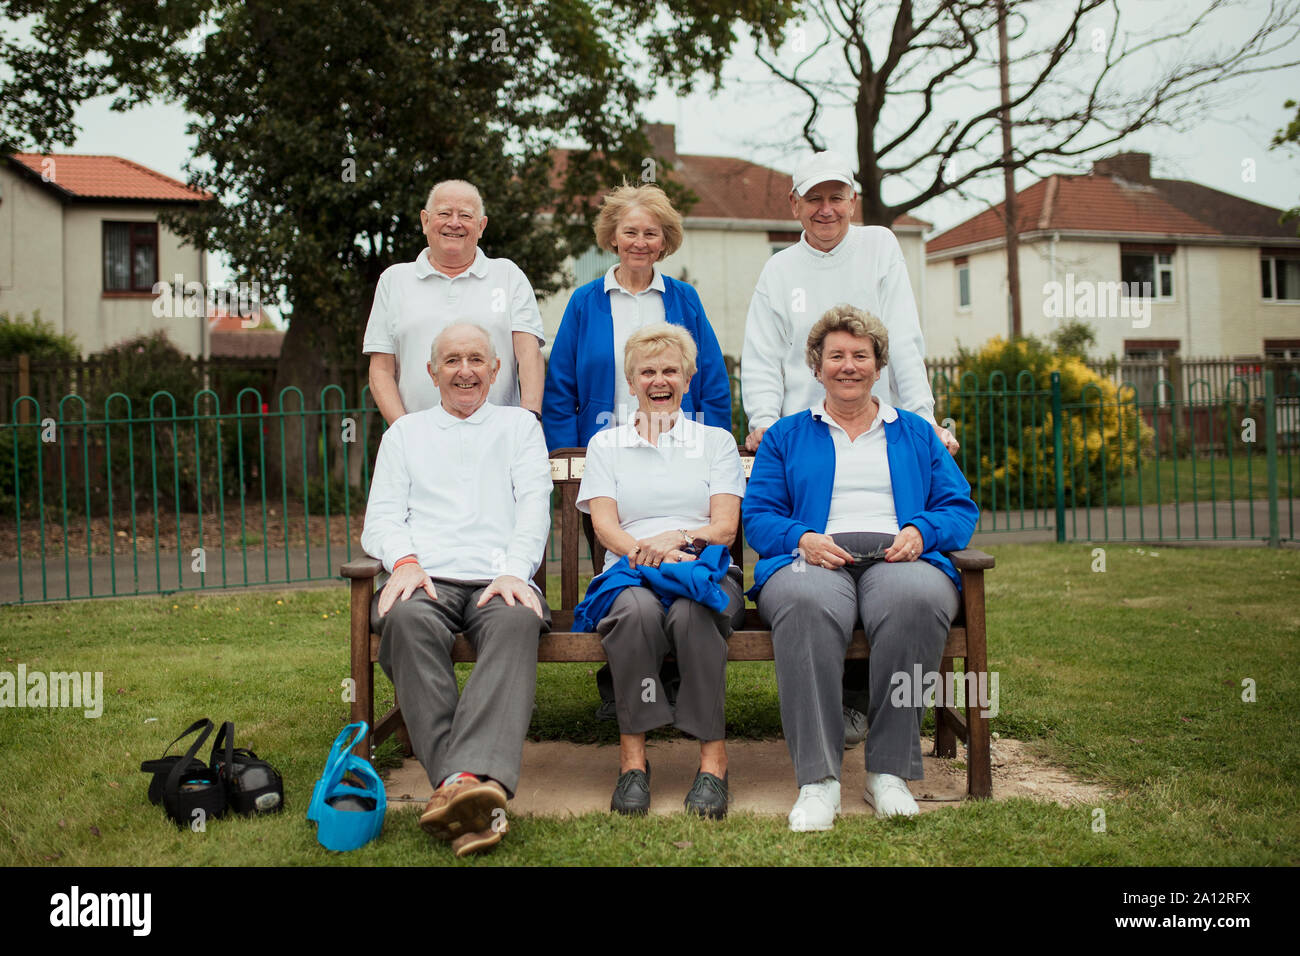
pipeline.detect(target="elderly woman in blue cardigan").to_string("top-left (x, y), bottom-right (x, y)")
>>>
top-left (742, 305), bottom-right (978, 832)
top-left (544, 183), bottom-right (733, 721)
top-left (542, 183), bottom-right (731, 452)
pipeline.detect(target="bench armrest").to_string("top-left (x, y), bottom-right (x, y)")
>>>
top-left (946, 548), bottom-right (995, 571)
top-left (341, 555), bottom-right (384, 579)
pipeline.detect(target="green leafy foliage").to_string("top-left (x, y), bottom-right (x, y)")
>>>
top-left (939, 335), bottom-right (1151, 509)
top-left (0, 311), bottom-right (79, 361)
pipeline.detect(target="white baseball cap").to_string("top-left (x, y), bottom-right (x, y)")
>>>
top-left (791, 149), bottom-right (857, 197)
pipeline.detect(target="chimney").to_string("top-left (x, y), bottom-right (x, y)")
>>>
top-left (645, 123), bottom-right (678, 165)
top-left (1093, 152), bottom-right (1151, 183)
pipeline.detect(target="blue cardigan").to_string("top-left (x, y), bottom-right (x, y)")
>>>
top-left (542, 275), bottom-right (732, 451)
top-left (572, 544), bottom-right (732, 632)
top-left (742, 407), bottom-right (979, 595)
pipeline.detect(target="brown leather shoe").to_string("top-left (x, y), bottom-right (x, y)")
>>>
top-left (451, 817), bottom-right (508, 858)
top-left (419, 776), bottom-right (507, 841)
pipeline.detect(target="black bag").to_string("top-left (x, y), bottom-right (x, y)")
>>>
top-left (209, 721), bottom-right (284, 815)
top-left (140, 718), bottom-right (228, 828)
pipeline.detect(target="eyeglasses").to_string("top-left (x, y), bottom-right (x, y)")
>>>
top-left (843, 543), bottom-right (891, 563)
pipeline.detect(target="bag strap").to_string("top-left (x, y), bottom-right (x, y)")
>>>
top-left (210, 721), bottom-right (235, 780)
top-left (163, 718), bottom-right (215, 795)
top-left (320, 722), bottom-right (369, 794)
top-left (162, 718), bottom-right (213, 759)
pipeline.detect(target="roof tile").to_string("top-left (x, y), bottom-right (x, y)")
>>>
top-left (9, 153), bottom-right (210, 202)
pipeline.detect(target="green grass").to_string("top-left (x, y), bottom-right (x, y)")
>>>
top-left (1, 543), bottom-right (1297, 866)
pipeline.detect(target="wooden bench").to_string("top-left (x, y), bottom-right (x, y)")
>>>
top-left (342, 447), bottom-right (996, 798)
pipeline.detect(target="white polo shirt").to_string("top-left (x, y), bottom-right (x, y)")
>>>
top-left (604, 264), bottom-right (667, 426)
top-left (363, 248), bottom-right (545, 413)
top-left (813, 399), bottom-right (900, 535)
top-left (360, 401), bottom-right (553, 588)
top-left (576, 415), bottom-right (746, 572)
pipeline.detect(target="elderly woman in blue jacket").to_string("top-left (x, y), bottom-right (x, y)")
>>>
top-left (742, 305), bottom-right (978, 832)
top-left (542, 183), bottom-right (731, 451)
top-left (544, 183), bottom-right (733, 721)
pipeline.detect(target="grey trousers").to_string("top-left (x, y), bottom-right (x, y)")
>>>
top-left (596, 569), bottom-right (744, 741)
top-left (757, 555), bottom-right (959, 786)
top-left (372, 578), bottom-right (550, 798)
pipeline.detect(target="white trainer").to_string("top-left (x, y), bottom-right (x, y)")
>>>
top-left (864, 772), bottom-right (919, 818)
top-left (788, 778), bottom-right (841, 831)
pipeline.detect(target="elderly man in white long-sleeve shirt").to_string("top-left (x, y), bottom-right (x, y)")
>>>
top-left (740, 149), bottom-right (959, 752)
top-left (360, 321), bottom-right (552, 858)
top-left (741, 149), bottom-right (956, 455)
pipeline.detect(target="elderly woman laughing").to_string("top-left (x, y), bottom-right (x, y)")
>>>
top-left (742, 305), bottom-right (978, 830)
top-left (574, 322), bottom-right (745, 819)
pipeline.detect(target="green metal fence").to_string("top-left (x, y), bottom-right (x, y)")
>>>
top-left (932, 369), bottom-right (1299, 545)
top-left (3, 372), bottom-right (1296, 605)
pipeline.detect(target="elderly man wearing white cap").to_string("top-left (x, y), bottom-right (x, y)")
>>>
top-left (740, 148), bottom-right (959, 751)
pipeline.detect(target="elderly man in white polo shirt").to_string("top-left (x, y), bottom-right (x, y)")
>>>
top-left (361, 321), bottom-right (552, 858)
top-left (740, 149), bottom-right (959, 750)
top-left (364, 179), bottom-right (546, 424)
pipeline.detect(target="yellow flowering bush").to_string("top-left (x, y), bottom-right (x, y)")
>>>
top-left (935, 337), bottom-right (1151, 510)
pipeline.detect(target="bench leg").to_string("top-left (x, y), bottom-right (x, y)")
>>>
top-left (934, 655), bottom-right (958, 758)
top-left (349, 576), bottom-right (375, 760)
top-left (961, 569), bottom-right (993, 799)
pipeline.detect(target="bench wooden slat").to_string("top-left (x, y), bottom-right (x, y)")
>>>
top-left (368, 626), bottom-right (969, 664)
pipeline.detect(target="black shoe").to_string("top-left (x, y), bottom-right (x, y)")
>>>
top-left (610, 762), bottom-right (651, 816)
top-left (684, 769), bottom-right (729, 819)
top-left (594, 699), bottom-right (618, 722)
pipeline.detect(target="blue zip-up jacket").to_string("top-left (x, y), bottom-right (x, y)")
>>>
top-left (572, 544), bottom-right (732, 632)
top-left (742, 406), bottom-right (979, 595)
top-left (542, 275), bottom-right (732, 451)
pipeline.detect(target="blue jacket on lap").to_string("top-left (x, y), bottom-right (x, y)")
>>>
top-left (572, 545), bottom-right (732, 632)
top-left (742, 407), bottom-right (978, 596)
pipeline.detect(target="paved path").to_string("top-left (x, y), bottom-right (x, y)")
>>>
top-left (383, 735), bottom-right (1102, 817)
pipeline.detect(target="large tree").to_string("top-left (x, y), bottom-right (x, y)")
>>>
top-left (752, 0), bottom-right (1300, 225)
top-left (1, 0), bottom-right (795, 390)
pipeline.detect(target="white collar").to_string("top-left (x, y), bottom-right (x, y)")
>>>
top-left (799, 227), bottom-right (854, 259)
top-left (603, 264), bottom-right (665, 295)
top-left (432, 399), bottom-right (494, 428)
top-left (811, 398), bottom-right (896, 432)
top-left (623, 410), bottom-right (692, 447)
top-left (417, 247), bottom-right (488, 280)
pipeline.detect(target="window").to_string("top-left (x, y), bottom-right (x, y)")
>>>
top-left (1120, 244), bottom-right (1174, 299)
top-left (1261, 252), bottom-right (1300, 301)
top-left (1123, 339), bottom-right (1179, 361)
top-left (956, 257), bottom-right (971, 309)
top-left (767, 230), bottom-right (800, 257)
top-left (103, 221), bottom-right (158, 292)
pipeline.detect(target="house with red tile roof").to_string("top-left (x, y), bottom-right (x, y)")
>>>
top-left (0, 153), bottom-right (212, 356)
top-left (539, 125), bottom-right (931, 358)
top-left (924, 152), bottom-right (1300, 363)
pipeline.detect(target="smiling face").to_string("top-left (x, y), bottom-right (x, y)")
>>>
top-left (420, 182), bottom-right (486, 269)
top-left (628, 346), bottom-right (688, 419)
top-left (790, 180), bottom-right (856, 253)
top-left (613, 206), bottom-right (666, 274)
top-left (428, 325), bottom-right (500, 419)
top-left (816, 330), bottom-right (881, 406)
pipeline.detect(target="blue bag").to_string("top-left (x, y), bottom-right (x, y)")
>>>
top-left (308, 722), bottom-right (386, 851)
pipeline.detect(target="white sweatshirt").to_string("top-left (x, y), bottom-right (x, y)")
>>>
top-left (741, 225), bottom-right (936, 432)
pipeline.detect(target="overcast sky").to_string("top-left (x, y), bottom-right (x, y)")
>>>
top-left (41, 0), bottom-right (1300, 289)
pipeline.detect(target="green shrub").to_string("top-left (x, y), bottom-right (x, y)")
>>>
top-left (938, 335), bottom-right (1152, 509)
top-left (0, 311), bottom-right (79, 360)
